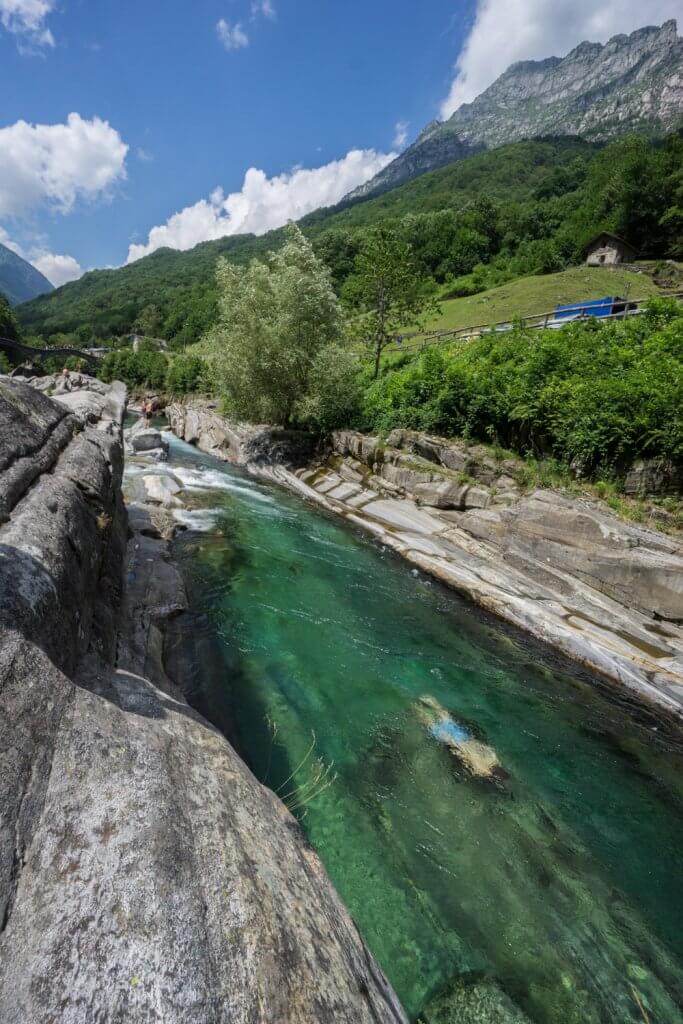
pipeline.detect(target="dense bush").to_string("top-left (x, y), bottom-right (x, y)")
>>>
top-left (207, 224), bottom-right (358, 430)
top-left (0, 292), bottom-right (21, 342)
top-left (100, 348), bottom-right (169, 390)
top-left (362, 299), bottom-right (683, 475)
top-left (165, 353), bottom-right (212, 394)
top-left (99, 347), bottom-right (211, 394)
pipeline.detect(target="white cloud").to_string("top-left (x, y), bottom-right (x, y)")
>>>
top-left (0, 112), bottom-right (128, 218)
top-left (0, 227), bottom-right (83, 287)
top-left (0, 0), bottom-right (56, 50)
top-left (441, 1), bottom-right (681, 118)
top-left (31, 251), bottom-right (84, 287)
top-left (136, 147), bottom-right (154, 162)
top-left (393, 121), bottom-right (409, 149)
top-left (0, 225), bottom-right (24, 256)
top-left (251, 0), bottom-right (275, 19)
top-left (217, 18), bottom-right (249, 50)
top-left (127, 148), bottom-right (395, 263)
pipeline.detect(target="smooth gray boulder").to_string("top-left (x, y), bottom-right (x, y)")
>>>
top-left (125, 417), bottom-right (170, 457)
top-left (0, 378), bottom-right (408, 1024)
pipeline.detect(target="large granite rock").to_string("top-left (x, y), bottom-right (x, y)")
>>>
top-left (167, 399), bottom-right (317, 467)
top-left (624, 457), bottom-right (683, 497)
top-left (0, 378), bottom-right (408, 1024)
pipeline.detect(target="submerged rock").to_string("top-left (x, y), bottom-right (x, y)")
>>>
top-left (419, 974), bottom-right (532, 1024)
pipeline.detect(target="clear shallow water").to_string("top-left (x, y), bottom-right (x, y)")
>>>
top-left (161, 435), bottom-right (683, 1023)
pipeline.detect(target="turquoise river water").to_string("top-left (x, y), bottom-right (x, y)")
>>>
top-left (157, 433), bottom-right (683, 1023)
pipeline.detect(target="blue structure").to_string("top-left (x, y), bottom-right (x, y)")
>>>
top-left (554, 296), bottom-right (618, 320)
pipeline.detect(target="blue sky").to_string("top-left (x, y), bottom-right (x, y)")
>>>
top-left (0, 0), bottom-right (679, 285)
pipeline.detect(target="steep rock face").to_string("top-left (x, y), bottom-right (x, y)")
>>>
top-left (167, 399), bottom-right (317, 466)
top-left (349, 20), bottom-right (683, 199)
top-left (448, 20), bottom-right (683, 148)
top-left (0, 379), bottom-right (408, 1024)
top-left (347, 128), bottom-right (480, 201)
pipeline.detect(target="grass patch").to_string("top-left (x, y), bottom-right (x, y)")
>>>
top-left (419, 267), bottom-right (663, 335)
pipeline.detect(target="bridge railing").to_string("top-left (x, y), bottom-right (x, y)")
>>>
top-left (0, 336), bottom-right (99, 369)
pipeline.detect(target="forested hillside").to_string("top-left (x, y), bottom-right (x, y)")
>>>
top-left (18, 132), bottom-right (683, 346)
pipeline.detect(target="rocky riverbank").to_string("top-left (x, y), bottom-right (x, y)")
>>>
top-left (167, 400), bottom-right (683, 720)
top-left (0, 374), bottom-right (408, 1024)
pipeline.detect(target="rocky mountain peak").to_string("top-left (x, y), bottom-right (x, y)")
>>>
top-left (346, 20), bottom-right (682, 202)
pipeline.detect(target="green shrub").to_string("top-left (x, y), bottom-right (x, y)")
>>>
top-left (362, 300), bottom-right (683, 475)
top-left (165, 353), bottom-right (211, 394)
top-left (100, 348), bottom-right (169, 390)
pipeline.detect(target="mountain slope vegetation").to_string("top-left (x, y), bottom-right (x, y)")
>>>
top-left (17, 132), bottom-right (683, 345)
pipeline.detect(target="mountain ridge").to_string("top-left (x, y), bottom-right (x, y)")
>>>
top-left (349, 20), bottom-right (683, 200)
top-left (0, 243), bottom-right (54, 306)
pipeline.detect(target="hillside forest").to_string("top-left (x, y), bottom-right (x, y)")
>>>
top-left (5, 131), bottom-right (683, 502)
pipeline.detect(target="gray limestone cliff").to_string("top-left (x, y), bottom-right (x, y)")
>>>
top-left (0, 375), bottom-right (408, 1024)
top-left (349, 20), bottom-right (683, 200)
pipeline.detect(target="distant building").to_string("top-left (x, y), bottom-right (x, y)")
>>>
top-left (584, 232), bottom-right (638, 266)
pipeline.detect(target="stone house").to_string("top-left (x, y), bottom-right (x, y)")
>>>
top-left (584, 232), bottom-right (639, 266)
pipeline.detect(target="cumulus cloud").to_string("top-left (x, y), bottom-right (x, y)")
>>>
top-left (0, 227), bottom-right (83, 287)
top-left (0, 0), bottom-right (56, 50)
top-left (31, 251), bottom-right (84, 287)
top-left (217, 18), bottom-right (249, 50)
top-left (127, 148), bottom-right (395, 263)
top-left (0, 112), bottom-right (128, 218)
top-left (393, 121), bottom-right (409, 149)
top-left (441, 0), bottom-right (681, 118)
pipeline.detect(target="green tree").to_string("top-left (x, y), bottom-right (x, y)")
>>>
top-left (134, 304), bottom-right (163, 338)
top-left (206, 223), bottom-right (343, 425)
top-left (0, 292), bottom-right (20, 341)
top-left (344, 226), bottom-right (438, 378)
top-left (296, 344), bottom-right (363, 433)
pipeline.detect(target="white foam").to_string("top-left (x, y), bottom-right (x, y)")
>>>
top-left (173, 508), bottom-right (221, 532)
top-left (170, 465), bottom-right (275, 504)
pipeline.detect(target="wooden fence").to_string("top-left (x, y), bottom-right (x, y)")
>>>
top-left (386, 290), bottom-right (683, 354)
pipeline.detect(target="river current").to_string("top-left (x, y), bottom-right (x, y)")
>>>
top-left (146, 432), bottom-right (683, 1023)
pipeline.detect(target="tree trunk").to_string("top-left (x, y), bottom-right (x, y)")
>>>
top-left (373, 341), bottom-right (382, 379)
top-left (373, 282), bottom-right (386, 379)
